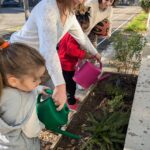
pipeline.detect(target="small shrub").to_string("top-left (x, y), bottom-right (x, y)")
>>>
top-left (105, 84), bottom-right (125, 97)
top-left (140, 0), bottom-right (150, 13)
top-left (111, 31), bottom-right (146, 73)
top-left (108, 95), bottom-right (124, 112)
top-left (103, 84), bottom-right (125, 112)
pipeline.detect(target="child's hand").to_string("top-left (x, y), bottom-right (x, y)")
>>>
top-left (36, 85), bottom-right (50, 95)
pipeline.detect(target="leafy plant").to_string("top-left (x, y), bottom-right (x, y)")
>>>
top-left (103, 84), bottom-right (125, 112)
top-left (124, 11), bottom-right (148, 32)
top-left (108, 95), bottom-right (124, 112)
top-left (80, 112), bottom-right (130, 150)
top-left (105, 84), bottom-right (124, 97)
top-left (140, 0), bottom-right (150, 13)
top-left (111, 31), bottom-right (146, 73)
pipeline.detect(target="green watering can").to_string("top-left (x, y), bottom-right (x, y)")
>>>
top-left (36, 89), bottom-right (80, 139)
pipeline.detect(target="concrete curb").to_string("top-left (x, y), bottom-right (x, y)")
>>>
top-left (124, 17), bottom-right (150, 150)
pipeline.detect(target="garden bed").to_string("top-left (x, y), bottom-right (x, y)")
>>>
top-left (39, 12), bottom-right (147, 149)
top-left (55, 72), bottom-right (137, 150)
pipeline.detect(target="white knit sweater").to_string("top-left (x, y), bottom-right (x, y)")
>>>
top-left (84, 0), bottom-right (113, 36)
top-left (10, 0), bottom-right (98, 86)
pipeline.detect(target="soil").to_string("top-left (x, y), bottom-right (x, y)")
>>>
top-left (55, 72), bottom-right (138, 150)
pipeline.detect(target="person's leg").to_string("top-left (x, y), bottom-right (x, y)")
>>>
top-left (62, 70), bottom-right (76, 105)
top-left (88, 31), bottom-right (98, 48)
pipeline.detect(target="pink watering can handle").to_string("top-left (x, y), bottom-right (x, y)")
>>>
top-left (99, 61), bottom-right (103, 70)
top-left (97, 61), bottom-right (112, 81)
top-left (75, 59), bottom-right (102, 71)
top-left (98, 61), bottom-right (103, 78)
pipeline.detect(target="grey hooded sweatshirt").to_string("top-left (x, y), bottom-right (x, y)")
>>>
top-left (0, 87), bottom-right (44, 150)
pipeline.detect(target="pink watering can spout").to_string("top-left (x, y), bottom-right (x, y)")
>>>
top-left (73, 61), bottom-right (110, 89)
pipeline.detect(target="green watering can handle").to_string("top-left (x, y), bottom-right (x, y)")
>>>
top-left (37, 89), bottom-right (53, 104)
top-left (37, 89), bottom-right (69, 113)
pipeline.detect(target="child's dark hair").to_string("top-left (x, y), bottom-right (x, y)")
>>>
top-left (0, 38), bottom-right (45, 96)
top-left (98, 0), bottom-right (102, 3)
top-left (75, 4), bottom-right (91, 29)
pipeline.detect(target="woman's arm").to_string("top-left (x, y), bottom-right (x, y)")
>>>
top-left (37, 7), bottom-right (65, 86)
top-left (69, 15), bottom-right (101, 62)
top-left (36, 6), bottom-right (66, 111)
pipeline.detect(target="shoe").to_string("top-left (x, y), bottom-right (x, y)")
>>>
top-left (75, 97), bottom-right (80, 103)
top-left (67, 97), bottom-right (80, 111)
top-left (67, 102), bottom-right (78, 112)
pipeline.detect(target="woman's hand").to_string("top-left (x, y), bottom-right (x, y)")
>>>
top-left (52, 84), bottom-right (67, 111)
top-left (85, 52), bottom-right (93, 59)
top-left (94, 53), bottom-right (101, 62)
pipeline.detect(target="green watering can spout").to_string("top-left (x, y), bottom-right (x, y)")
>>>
top-left (36, 89), bottom-right (80, 139)
top-left (54, 128), bottom-right (80, 139)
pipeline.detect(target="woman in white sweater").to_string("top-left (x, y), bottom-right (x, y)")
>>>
top-left (84, 0), bottom-right (114, 47)
top-left (10, 0), bottom-right (101, 111)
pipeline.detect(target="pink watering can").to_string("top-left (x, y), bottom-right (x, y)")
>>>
top-left (73, 61), bottom-right (110, 89)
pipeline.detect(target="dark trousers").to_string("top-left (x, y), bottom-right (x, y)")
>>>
top-left (62, 70), bottom-right (76, 105)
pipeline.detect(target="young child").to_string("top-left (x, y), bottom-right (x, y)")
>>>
top-left (0, 38), bottom-right (48, 150)
top-left (57, 14), bottom-right (95, 111)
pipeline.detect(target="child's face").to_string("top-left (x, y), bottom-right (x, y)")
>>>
top-left (8, 66), bottom-right (45, 92)
top-left (99, 0), bottom-right (114, 10)
top-left (80, 21), bottom-right (90, 31)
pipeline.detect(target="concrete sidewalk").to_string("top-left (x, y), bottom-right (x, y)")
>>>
top-left (0, 6), bottom-right (141, 37)
top-left (0, 7), bottom-right (25, 36)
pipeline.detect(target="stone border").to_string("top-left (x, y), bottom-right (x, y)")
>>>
top-left (124, 20), bottom-right (150, 150)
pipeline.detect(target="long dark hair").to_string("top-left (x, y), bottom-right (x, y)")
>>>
top-left (0, 38), bottom-right (45, 96)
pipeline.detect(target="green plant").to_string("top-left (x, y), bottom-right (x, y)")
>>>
top-left (111, 31), bottom-right (146, 73)
top-left (140, 0), bottom-right (150, 13)
top-left (80, 112), bottom-right (130, 150)
top-left (105, 84), bottom-right (124, 97)
top-left (124, 11), bottom-right (148, 32)
top-left (104, 84), bottom-right (125, 112)
top-left (108, 95), bottom-right (124, 112)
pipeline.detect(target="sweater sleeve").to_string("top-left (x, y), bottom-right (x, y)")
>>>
top-left (36, 6), bottom-right (65, 86)
top-left (107, 7), bottom-right (113, 37)
top-left (66, 34), bottom-right (86, 59)
top-left (68, 15), bottom-right (98, 56)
